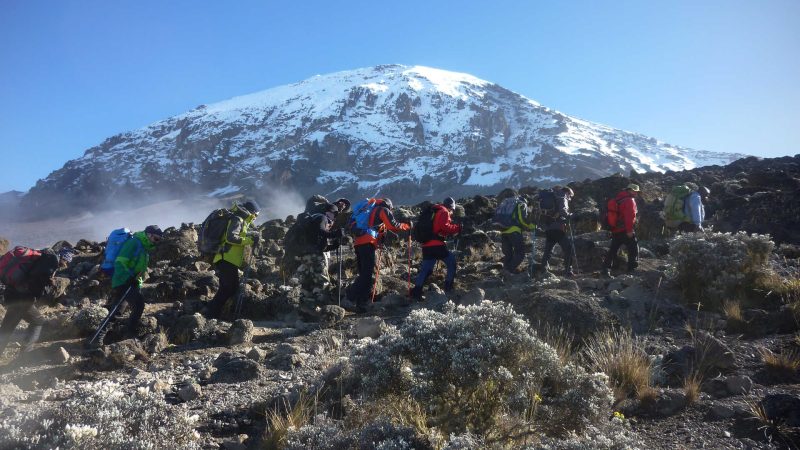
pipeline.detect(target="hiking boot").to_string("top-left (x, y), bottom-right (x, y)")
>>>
top-left (410, 286), bottom-right (423, 300)
top-left (600, 269), bottom-right (612, 279)
top-left (22, 325), bottom-right (43, 353)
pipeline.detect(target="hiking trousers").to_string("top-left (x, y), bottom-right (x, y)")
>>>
top-left (541, 229), bottom-right (573, 271)
top-left (501, 232), bottom-right (525, 271)
top-left (206, 260), bottom-right (240, 318)
top-left (0, 299), bottom-right (45, 354)
top-left (603, 232), bottom-right (639, 271)
top-left (348, 244), bottom-right (376, 306)
top-left (414, 244), bottom-right (456, 291)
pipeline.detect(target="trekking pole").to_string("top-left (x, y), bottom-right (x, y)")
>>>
top-left (407, 234), bottom-right (412, 298)
top-left (337, 245), bottom-right (343, 307)
top-left (371, 244), bottom-right (382, 303)
top-left (235, 252), bottom-right (253, 319)
top-left (568, 220), bottom-right (580, 274)
top-left (87, 285), bottom-right (133, 346)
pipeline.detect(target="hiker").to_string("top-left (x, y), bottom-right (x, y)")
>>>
top-left (284, 203), bottom-right (344, 294)
top-left (330, 198), bottom-right (352, 233)
top-left (680, 184), bottom-right (710, 232)
top-left (91, 225), bottom-right (163, 346)
top-left (0, 247), bottom-right (74, 355)
top-left (346, 198), bottom-right (411, 312)
top-left (601, 184), bottom-right (640, 277)
top-left (410, 197), bottom-right (462, 299)
top-left (539, 186), bottom-right (576, 277)
top-left (495, 191), bottom-right (536, 273)
top-left (203, 201), bottom-right (260, 319)
top-left (663, 182), bottom-right (710, 233)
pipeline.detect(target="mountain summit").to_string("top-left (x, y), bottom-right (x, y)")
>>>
top-left (22, 64), bottom-right (741, 216)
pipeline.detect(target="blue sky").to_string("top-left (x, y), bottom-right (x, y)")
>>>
top-left (1, 0), bottom-right (798, 192)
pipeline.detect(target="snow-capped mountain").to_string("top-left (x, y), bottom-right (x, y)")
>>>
top-left (22, 64), bottom-right (742, 216)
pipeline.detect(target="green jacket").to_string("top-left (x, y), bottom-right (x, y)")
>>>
top-left (112, 231), bottom-right (155, 288)
top-left (213, 206), bottom-right (256, 268)
top-left (502, 203), bottom-right (536, 234)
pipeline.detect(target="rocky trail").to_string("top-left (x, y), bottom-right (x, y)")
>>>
top-left (1, 155), bottom-right (799, 449)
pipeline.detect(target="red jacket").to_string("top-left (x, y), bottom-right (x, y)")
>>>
top-left (611, 191), bottom-right (638, 234)
top-left (423, 205), bottom-right (462, 247)
top-left (353, 205), bottom-right (410, 247)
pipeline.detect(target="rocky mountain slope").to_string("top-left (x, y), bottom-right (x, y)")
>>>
top-left (19, 65), bottom-right (742, 219)
top-left (1, 155), bottom-right (798, 449)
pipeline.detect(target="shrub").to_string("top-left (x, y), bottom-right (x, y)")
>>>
top-left (0, 381), bottom-right (201, 449)
top-left (669, 231), bottom-right (775, 309)
top-left (332, 301), bottom-right (615, 446)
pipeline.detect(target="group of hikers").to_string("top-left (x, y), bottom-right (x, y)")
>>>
top-left (0, 181), bottom-right (711, 354)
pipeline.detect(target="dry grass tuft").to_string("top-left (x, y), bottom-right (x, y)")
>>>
top-left (683, 371), bottom-right (702, 405)
top-left (583, 329), bottom-right (653, 402)
top-left (722, 300), bottom-right (743, 323)
top-left (262, 391), bottom-right (315, 450)
top-left (744, 395), bottom-right (800, 449)
top-left (535, 322), bottom-right (575, 364)
top-left (759, 347), bottom-right (800, 378)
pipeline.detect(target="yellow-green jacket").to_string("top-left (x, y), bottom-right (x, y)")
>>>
top-left (213, 204), bottom-right (256, 267)
top-left (501, 203), bottom-right (536, 234)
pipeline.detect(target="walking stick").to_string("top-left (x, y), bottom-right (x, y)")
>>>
top-left (235, 252), bottom-right (253, 319)
top-left (371, 244), bottom-right (382, 303)
top-left (87, 285), bottom-right (133, 346)
top-left (337, 245), bottom-right (343, 307)
top-left (407, 234), bottom-right (412, 298)
top-left (568, 220), bottom-right (580, 274)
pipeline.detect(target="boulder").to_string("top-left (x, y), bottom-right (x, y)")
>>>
top-left (320, 305), bottom-right (346, 327)
top-left (760, 394), bottom-right (800, 428)
top-left (459, 287), bottom-right (485, 306)
top-left (170, 313), bottom-right (207, 345)
top-left (725, 375), bottom-right (753, 396)
top-left (73, 306), bottom-right (110, 336)
top-left (354, 317), bottom-right (387, 339)
top-left (503, 287), bottom-right (619, 341)
top-left (210, 353), bottom-right (262, 383)
top-left (227, 319), bottom-right (254, 346)
top-left (178, 382), bottom-right (202, 402)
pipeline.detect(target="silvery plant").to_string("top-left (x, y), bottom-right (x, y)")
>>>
top-left (0, 380), bottom-right (201, 449)
top-left (287, 301), bottom-right (635, 448)
top-left (669, 231), bottom-right (774, 307)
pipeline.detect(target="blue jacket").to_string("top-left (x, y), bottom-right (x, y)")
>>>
top-left (683, 192), bottom-right (705, 227)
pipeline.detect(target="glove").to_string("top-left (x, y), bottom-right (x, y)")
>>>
top-left (400, 223), bottom-right (412, 232)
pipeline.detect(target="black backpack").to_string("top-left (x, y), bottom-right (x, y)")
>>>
top-left (198, 208), bottom-right (233, 256)
top-left (284, 213), bottom-right (322, 254)
top-left (413, 202), bottom-right (437, 243)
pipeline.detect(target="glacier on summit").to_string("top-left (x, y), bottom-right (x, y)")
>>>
top-left (21, 64), bottom-right (742, 217)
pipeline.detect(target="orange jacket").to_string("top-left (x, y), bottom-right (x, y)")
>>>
top-left (353, 205), bottom-right (410, 247)
top-left (422, 205), bottom-right (462, 247)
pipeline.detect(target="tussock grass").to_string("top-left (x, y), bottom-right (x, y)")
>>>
top-left (262, 392), bottom-right (315, 450)
top-left (535, 322), bottom-right (575, 364)
top-left (583, 329), bottom-right (653, 402)
top-left (744, 395), bottom-right (800, 449)
top-left (722, 300), bottom-right (743, 323)
top-left (682, 371), bottom-right (702, 405)
top-left (759, 347), bottom-right (800, 379)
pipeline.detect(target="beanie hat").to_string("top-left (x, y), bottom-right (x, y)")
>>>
top-left (57, 248), bottom-right (75, 264)
top-left (144, 225), bottom-right (163, 237)
top-left (241, 200), bottom-right (260, 215)
top-left (443, 197), bottom-right (456, 210)
top-left (626, 183), bottom-right (641, 192)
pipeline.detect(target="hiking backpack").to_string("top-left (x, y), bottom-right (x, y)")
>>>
top-left (305, 195), bottom-right (330, 215)
top-left (198, 208), bottom-right (234, 256)
top-left (601, 197), bottom-right (625, 231)
top-left (493, 197), bottom-right (522, 227)
top-left (348, 198), bottom-right (380, 238)
top-left (0, 246), bottom-right (42, 289)
top-left (283, 213), bottom-right (322, 254)
top-left (412, 202), bottom-right (437, 243)
top-left (663, 184), bottom-right (693, 228)
top-left (101, 228), bottom-right (133, 276)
